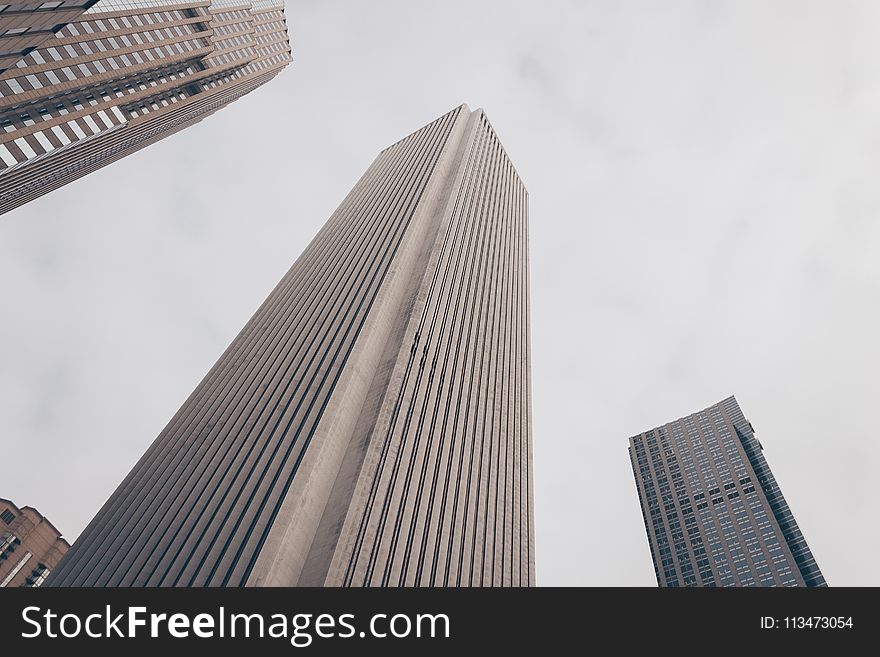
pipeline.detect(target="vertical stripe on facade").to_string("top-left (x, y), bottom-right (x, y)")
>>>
top-left (333, 111), bottom-right (533, 587)
top-left (47, 105), bottom-right (534, 587)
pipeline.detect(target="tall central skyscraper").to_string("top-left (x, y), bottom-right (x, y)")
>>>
top-left (47, 104), bottom-right (535, 587)
top-left (0, 0), bottom-right (291, 215)
top-left (629, 396), bottom-right (825, 587)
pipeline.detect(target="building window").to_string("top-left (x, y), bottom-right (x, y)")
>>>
top-left (1, 509), bottom-right (14, 524)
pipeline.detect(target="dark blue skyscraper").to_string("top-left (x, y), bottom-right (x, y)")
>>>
top-left (629, 396), bottom-right (825, 587)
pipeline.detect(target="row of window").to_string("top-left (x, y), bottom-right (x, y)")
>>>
top-left (0, 532), bottom-right (21, 559)
top-left (0, 24), bottom-right (60, 37)
top-left (65, 8), bottom-right (201, 36)
top-left (2, 36), bottom-right (206, 97)
top-left (0, 45), bottom-right (285, 167)
top-left (1, 2), bottom-right (81, 12)
top-left (0, 104), bottom-right (125, 167)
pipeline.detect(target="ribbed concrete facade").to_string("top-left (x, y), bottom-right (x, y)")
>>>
top-left (629, 396), bottom-right (825, 587)
top-left (47, 104), bottom-right (535, 587)
top-left (0, 0), bottom-right (291, 215)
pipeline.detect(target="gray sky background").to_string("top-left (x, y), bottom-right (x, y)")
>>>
top-left (1, 0), bottom-right (878, 586)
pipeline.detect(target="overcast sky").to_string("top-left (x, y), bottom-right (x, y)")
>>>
top-left (2, 0), bottom-right (878, 586)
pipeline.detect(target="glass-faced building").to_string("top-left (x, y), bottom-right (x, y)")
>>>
top-left (629, 396), bottom-right (825, 587)
top-left (0, 0), bottom-right (290, 214)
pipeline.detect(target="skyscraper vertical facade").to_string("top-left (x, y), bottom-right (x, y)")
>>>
top-left (0, 0), bottom-right (291, 214)
top-left (629, 396), bottom-right (825, 587)
top-left (47, 104), bottom-right (535, 587)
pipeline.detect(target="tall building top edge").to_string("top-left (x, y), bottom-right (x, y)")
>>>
top-left (378, 103), bottom-right (470, 155)
top-left (86, 0), bottom-right (209, 14)
top-left (376, 104), bottom-right (529, 193)
top-left (0, 500), bottom-right (69, 541)
top-left (473, 106), bottom-right (528, 193)
top-left (20, 509), bottom-right (71, 544)
top-left (374, 104), bottom-right (528, 192)
top-left (85, 0), bottom-right (285, 14)
top-left (627, 394), bottom-right (742, 444)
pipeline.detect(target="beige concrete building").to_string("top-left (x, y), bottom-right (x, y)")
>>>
top-left (0, 497), bottom-right (70, 587)
top-left (48, 104), bottom-right (535, 587)
top-left (0, 0), bottom-right (291, 215)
